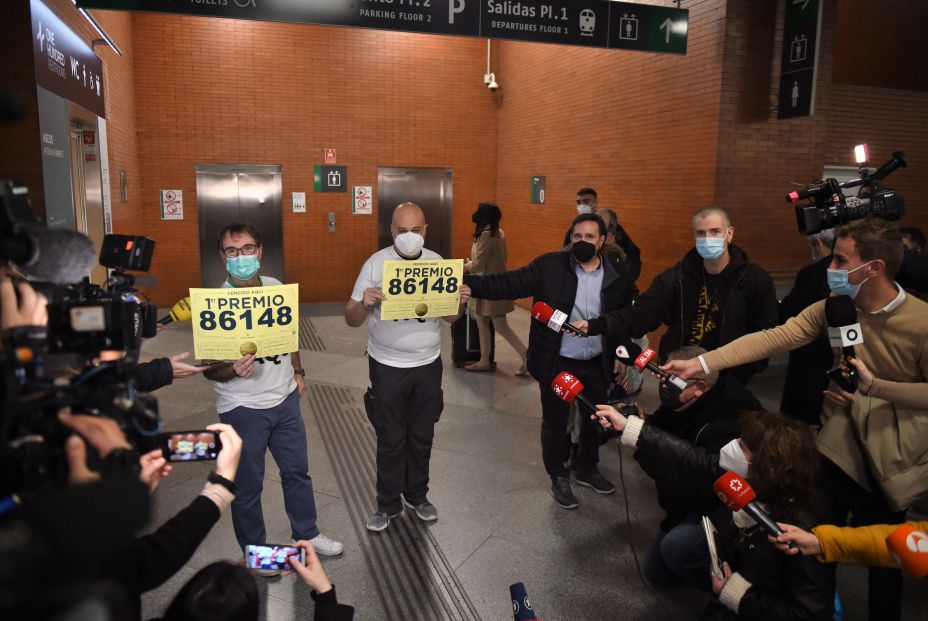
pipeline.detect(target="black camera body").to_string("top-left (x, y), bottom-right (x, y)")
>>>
top-left (787, 151), bottom-right (907, 235)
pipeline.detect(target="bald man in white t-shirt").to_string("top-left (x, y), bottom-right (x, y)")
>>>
top-left (345, 203), bottom-right (470, 532)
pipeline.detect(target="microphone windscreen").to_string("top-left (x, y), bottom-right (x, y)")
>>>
top-left (615, 340), bottom-right (643, 362)
top-left (713, 471), bottom-right (756, 512)
top-left (20, 228), bottom-right (96, 284)
top-left (170, 297), bottom-right (192, 322)
top-left (531, 301), bottom-right (554, 323)
top-left (551, 371), bottom-right (583, 404)
top-left (886, 524), bottom-right (928, 578)
top-left (509, 582), bottom-right (541, 620)
top-left (825, 295), bottom-right (857, 328)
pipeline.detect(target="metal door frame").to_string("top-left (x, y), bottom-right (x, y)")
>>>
top-left (377, 167), bottom-right (453, 258)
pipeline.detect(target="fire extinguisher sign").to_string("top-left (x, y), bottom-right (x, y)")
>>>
top-left (314, 165), bottom-right (347, 193)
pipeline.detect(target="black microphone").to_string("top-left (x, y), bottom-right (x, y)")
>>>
top-left (614, 341), bottom-right (687, 393)
top-left (824, 295), bottom-right (861, 393)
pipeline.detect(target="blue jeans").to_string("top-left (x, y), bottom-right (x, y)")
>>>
top-left (643, 513), bottom-right (711, 591)
top-left (218, 390), bottom-right (319, 549)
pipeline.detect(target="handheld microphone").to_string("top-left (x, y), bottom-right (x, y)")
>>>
top-left (531, 302), bottom-right (587, 337)
top-left (551, 371), bottom-right (596, 412)
top-left (824, 295), bottom-right (862, 393)
top-left (509, 582), bottom-right (542, 620)
top-left (614, 341), bottom-right (687, 393)
top-left (158, 297), bottom-right (192, 326)
top-left (713, 471), bottom-right (792, 547)
top-left (886, 524), bottom-right (928, 578)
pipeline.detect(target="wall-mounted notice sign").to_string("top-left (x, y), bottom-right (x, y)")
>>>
top-left (314, 165), bottom-right (347, 192)
top-left (353, 186), bottom-right (372, 214)
top-left (530, 176), bottom-right (546, 205)
top-left (292, 192), bottom-right (306, 213)
top-left (77, 1), bottom-right (688, 55)
top-left (160, 189), bottom-right (183, 220)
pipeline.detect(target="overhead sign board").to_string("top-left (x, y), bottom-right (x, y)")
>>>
top-left (31, 0), bottom-right (106, 117)
top-left (77, 0), bottom-right (688, 55)
top-left (777, 0), bottom-right (822, 119)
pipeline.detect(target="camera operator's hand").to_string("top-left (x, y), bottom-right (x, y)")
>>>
top-left (232, 354), bottom-right (256, 378)
top-left (592, 404), bottom-right (628, 432)
top-left (64, 435), bottom-right (100, 485)
top-left (0, 274), bottom-right (48, 329)
top-left (289, 542), bottom-right (333, 594)
top-left (170, 352), bottom-right (209, 379)
top-left (207, 423), bottom-right (242, 482)
top-left (59, 412), bottom-right (131, 457)
top-left (770, 523), bottom-right (821, 557)
top-left (139, 449), bottom-right (173, 493)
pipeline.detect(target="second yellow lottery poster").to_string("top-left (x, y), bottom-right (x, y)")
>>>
top-left (380, 259), bottom-right (463, 320)
top-left (190, 283), bottom-right (299, 360)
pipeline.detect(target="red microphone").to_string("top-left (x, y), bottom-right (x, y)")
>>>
top-left (713, 471), bottom-right (790, 544)
top-left (886, 524), bottom-right (928, 578)
top-left (551, 371), bottom-right (596, 412)
top-left (531, 302), bottom-right (587, 337)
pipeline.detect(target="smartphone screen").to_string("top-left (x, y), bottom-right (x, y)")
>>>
top-left (244, 544), bottom-right (305, 571)
top-left (161, 431), bottom-right (221, 462)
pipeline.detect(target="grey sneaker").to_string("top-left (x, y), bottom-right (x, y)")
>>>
top-left (403, 498), bottom-right (438, 522)
top-left (550, 476), bottom-right (579, 509)
top-left (366, 509), bottom-right (402, 532)
top-left (309, 533), bottom-right (344, 556)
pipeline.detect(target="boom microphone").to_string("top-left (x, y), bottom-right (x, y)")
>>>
top-left (713, 471), bottom-right (791, 546)
top-left (3, 227), bottom-right (96, 284)
top-left (614, 341), bottom-right (687, 393)
top-left (531, 301), bottom-right (587, 337)
top-left (886, 524), bottom-right (928, 578)
top-left (158, 297), bottom-right (192, 326)
top-left (825, 295), bottom-right (861, 392)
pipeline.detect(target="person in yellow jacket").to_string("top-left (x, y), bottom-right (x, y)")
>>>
top-left (770, 521), bottom-right (928, 576)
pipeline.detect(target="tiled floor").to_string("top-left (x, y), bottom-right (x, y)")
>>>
top-left (141, 304), bottom-right (926, 620)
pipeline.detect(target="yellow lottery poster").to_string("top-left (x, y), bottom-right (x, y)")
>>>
top-left (190, 284), bottom-right (299, 360)
top-left (380, 259), bottom-right (463, 320)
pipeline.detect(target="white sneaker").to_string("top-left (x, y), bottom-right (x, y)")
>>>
top-left (309, 533), bottom-right (344, 557)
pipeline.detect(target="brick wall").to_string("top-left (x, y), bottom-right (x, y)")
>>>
top-left (129, 15), bottom-right (499, 305)
top-left (494, 0), bottom-right (729, 292)
top-left (715, 0), bottom-right (928, 278)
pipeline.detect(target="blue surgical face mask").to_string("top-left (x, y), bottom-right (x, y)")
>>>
top-left (226, 254), bottom-right (260, 280)
top-left (695, 237), bottom-right (726, 261)
top-left (827, 261), bottom-right (872, 299)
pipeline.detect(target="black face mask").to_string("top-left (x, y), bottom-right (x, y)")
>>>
top-left (572, 240), bottom-right (597, 263)
top-left (659, 382), bottom-right (688, 410)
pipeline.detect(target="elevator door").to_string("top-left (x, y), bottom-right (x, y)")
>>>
top-left (196, 164), bottom-right (283, 287)
top-left (68, 123), bottom-right (106, 284)
top-left (377, 168), bottom-right (453, 259)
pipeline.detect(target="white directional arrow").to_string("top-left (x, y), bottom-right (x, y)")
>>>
top-left (659, 18), bottom-right (672, 44)
top-left (793, 0), bottom-right (811, 10)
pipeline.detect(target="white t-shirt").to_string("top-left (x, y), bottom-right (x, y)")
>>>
top-left (350, 246), bottom-right (443, 368)
top-left (213, 275), bottom-right (297, 414)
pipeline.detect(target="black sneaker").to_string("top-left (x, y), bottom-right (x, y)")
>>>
top-left (575, 470), bottom-right (616, 495)
top-left (549, 477), bottom-right (579, 509)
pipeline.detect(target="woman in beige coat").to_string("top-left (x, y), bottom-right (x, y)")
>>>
top-left (463, 202), bottom-right (528, 374)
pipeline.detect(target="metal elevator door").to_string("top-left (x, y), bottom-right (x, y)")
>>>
top-left (196, 164), bottom-right (284, 287)
top-left (377, 168), bottom-right (453, 259)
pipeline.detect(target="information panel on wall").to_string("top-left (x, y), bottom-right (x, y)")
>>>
top-left (777, 0), bottom-right (822, 119)
top-left (77, 0), bottom-right (688, 55)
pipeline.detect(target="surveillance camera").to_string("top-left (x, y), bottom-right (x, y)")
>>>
top-left (487, 73), bottom-right (499, 91)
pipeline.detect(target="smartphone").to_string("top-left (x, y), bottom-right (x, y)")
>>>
top-left (161, 430), bottom-right (222, 462)
top-left (826, 367), bottom-right (858, 393)
top-left (244, 544), bottom-right (305, 571)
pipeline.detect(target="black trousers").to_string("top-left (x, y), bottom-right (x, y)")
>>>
top-left (819, 456), bottom-right (906, 621)
top-left (365, 356), bottom-right (443, 514)
top-left (538, 356), bottom-right (606, 479)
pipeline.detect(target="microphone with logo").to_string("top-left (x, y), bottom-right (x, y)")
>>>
top-left (886, 524), bottom-right (928, 578)
top-left (551, 371), bottom-right (619, 440)
top-left (713, 471), bottom-right (794, 548)
top-left (824, 295), bottom-right (862, 393)
top-left (531, 301), bottom-right (587, 337)
top-left (614, 341), bottom-right (687, 393)
top-left (158, 297), bottom-right (192, 326)
top-left (509, 582), bottom-right (543, 620)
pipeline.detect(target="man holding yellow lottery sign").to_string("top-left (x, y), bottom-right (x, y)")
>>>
top-left (345, 203), bottom-right (471, 532)
top-left (202, 223), bottom-right (343, 565)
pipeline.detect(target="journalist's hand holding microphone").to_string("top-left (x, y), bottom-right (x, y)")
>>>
top-left (770, 524), bottom-right (822, 556)
top-left (0, 273), bottom-right (47, 329)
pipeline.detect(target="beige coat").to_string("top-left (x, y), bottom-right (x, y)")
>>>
top-left (470, 229), bottom-right (515, 317)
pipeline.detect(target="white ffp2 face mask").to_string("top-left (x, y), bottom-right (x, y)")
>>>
top-left (719, 438), bottom-right (751, 478)
top-left (394, 232), bottom-right (425, 258)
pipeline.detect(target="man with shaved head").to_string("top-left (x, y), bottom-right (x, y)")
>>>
top-left (346, 202), bottom-right (471, 532)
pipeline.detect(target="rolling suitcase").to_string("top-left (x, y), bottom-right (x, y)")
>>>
top-left (450, 313), bottom-right (495, 368)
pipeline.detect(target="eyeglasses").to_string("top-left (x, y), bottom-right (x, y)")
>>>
top-left (222, 244), bottom-right (258, 258)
